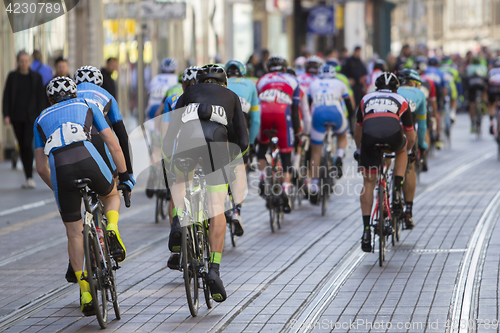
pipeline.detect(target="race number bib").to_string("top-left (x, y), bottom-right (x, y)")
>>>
top-left (313, 92), bottom-right (339, 107)
top-left (365, 98), bottom-right (399, 114)
top-left (181, 103), bottom-right (228, 125)
top-left (259, 89), bottom-right (293, 105)
top-left (44, 122), bottom-right (88, 155)
top-left (239, 97), bottom-right (251, 113)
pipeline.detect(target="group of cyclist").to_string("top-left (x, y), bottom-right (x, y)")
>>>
top-left (34, 47), bottom-right (500, 314)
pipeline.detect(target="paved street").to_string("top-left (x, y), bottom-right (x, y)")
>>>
top-left (1, 114), bottom-right (499, 333)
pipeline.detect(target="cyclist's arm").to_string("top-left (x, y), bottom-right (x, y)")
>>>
top-left (401, 105), bottom-right (415, 149)
top-left (300, 92), bottom-right (311, 135)
top-left (292, 87), bottom-right (301, 134)
top-left (416, 95), bottom-right (428, 150)
top-left (343, 94), bottom-right (354, 119)
top-left (111, 120), bottom-right (133, 174)
top-left (354, 105), bottom-right (363, 148)
top-left (232, 94), bottom-right (249, 156)
top-left (248, 85), bottom-right (261, 144)
top-left (33, 122), bottom-right (52, 189)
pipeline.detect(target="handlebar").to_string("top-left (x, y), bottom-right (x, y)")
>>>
top-left (117, 184), bottom-right (131, 208)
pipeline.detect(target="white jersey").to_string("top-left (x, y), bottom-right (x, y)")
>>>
top-left (366, 69), bottom-right (383, 94)
top-left (489, 67), bottom-right (500, 85)
top-left (147, 73), bottom-right (178, 107)
top-left (308, 78), bottom-right (350, 110)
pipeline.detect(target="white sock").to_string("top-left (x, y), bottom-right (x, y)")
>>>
top-left (336, 148), bottom-right (345, 159)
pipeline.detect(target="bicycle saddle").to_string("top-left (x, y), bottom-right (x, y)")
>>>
top-left (73, 178), bottom-right (92, 189)
top-left (174, 158), bottom-right (197, 172)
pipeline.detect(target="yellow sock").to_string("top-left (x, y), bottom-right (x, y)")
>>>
top-left (106, 210), bottom-right (119, 226)
top-left (75, 271), bottom-right (90, 293)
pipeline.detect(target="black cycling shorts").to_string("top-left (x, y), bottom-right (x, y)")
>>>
top-left (468, 85), bottom-right (486, 102)
top-left (50, 141), bottom-right (114, 222)
top-left (488, 85), bottom-right (500, 104)
top-left (172, 121), bottom-right (230, 189)
top-left (360, 117), bottom-right (406, 174)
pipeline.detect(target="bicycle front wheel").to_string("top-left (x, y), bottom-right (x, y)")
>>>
top-left (201, 221), bottom-right (212, 309)
top-left (83, 223), bottom-right (108, 328)
top-left (182, 225), bottom-right (199, 317)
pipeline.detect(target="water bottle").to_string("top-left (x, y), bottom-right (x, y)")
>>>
top-left (96, 227), bottom-right (105, 250)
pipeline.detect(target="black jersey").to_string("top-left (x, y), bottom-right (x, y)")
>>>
top-left (167, 83), bottom-right (249, 155)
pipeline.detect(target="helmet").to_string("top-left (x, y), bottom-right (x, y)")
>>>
top-left (266, 56), bottom-right (287, 72)
top-left (287, 68), bottom-right (296, 76)
top-left (396, 68), bottom-right (421, 85)
top-left (182, 66), bottom-right (201, 84)
top-left (441, 57), bottom-right (453, 66)
top-left (375, 72), bottom-right (400, 91)
top-left (428, 57), bottom-right (439, 66)
top-left (74, 66), bottom-right (103, 86)
top-left (197, 64), bottom-right (227, 86)
top-left (414, 56), bottom-right (427, 73)
top-left (373, 59), bottom-right (387, 72)
top-left (305, 55), bottom-right (324, 74)
top-left (46, 76), bottom-right (77, 103)
top-left (160, 58), bottom-right (177, 73)
top-left (326, 58), bottom-right (341, 72)
top-left (294, 56), bottom-right (306, 68)
top-left (318, 64), bottom-right (336, 79)
top-left (225, 60), bottom-right (246, 77)
top-left (177, 72), bottom-right (183, 83)
top-left (494, 57), bottom-right (500, 68)
top-left (472, 56), bottom-right (481, 65)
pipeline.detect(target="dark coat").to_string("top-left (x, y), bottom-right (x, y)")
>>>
top-left (100, 67), bottom-right (117, 99)
top-left (2, 69), bottom-right (46, 123)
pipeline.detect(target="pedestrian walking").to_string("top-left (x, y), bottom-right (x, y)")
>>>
top-left (30, 50), bottom-right (53, 86)
top-left (2, 51), bottom-right (46, 188)
top-left (101, 57), bottom-right (118, 99)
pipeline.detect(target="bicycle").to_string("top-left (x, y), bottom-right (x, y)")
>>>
top-left (74, 178), bottom-right (130, 328)
top-left (474, 89), bottom-right (483, 138)
top-left (171, 158), bottom-right (212, 317)
top-left (317, 123), bottom-right (337, 216)
top-left (370, 144), bottom-right (396, 266)
top-left (293, 135), bottom-right (310, 207)
top-left (262, 129), bottom-right (284, 233)
top-left (224, 189), bottom-right (236, 248)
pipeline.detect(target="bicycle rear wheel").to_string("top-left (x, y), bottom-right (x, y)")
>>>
top-left (476, 92), bottom-right (483, 138)
top-left (201, 221), bottom-right (213, 309)
top-left (378, 179), bottom-right (386, 266)
top-left (182, 224), bottom-right (199, 317)
top-left (83, 222), bottom-right (108, 328)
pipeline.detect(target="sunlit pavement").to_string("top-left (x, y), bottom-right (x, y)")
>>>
top-left (1, 113), bottom-right (499, 333)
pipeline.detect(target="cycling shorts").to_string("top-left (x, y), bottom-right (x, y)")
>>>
top-left (258, 102), bottom-right (294, 153)
top-left (171, 120), bottom-right (230, 190)
top-left (310, 105), bottom-right (348, 145)
top-left (49, 141), bottom-right (114, 222)
top-left (90, 128), bottom-right (117, 177)
top-left (359, 117), bottom-right (406, 174)
top-left (227, 121), bottom-right (249, 164)
top-left (488, 84), bottom-right (500, 104)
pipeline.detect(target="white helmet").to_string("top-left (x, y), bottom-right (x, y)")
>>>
top-left (46, 77), bottom-right (77, 103)
top-left (182, 66), bottom-right (201, 83)
top-left (318, 64), bottom-right (337, 79)
top-left (294, 56), bottom-right (306, 68)
top-left (160, 58), bottom-right (177, 73)
top-left (74, 66), bottom-right (103, 86)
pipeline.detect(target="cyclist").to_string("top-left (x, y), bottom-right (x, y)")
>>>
top-left (61, 66), bottom-right (135, 284)
top-left (294, 56), bottom-right (306, 75)
top-left (366, 60), bottom-right (387, 94)
top-left (225, 59), bottom-right (260, 236)
top-left (34, 77), bottom-right (133, 314)
top-left (326, 58), bottom-right (356, 131)
top-left (306, 64), bottom-right (353, 204)
top-left (165, 72), bottom-right (184, 99)
top-left (297, 55), bottom-right (323, 91)
top-left (396, 69), bottom-right (427, 229)
top-left (162, 64), bottom-right (248, 302)
top-left (465, 57), bottom-right (488, 132)
top-left (425, 57), bottom-right (447, 148)
top-left (354, 73), bottom-right (415, 252)
top-left (256, 56), bottom-right (301, 213)
top-left (440, 57), bottom-right (461, 123)
top-left (487, 57), bottom-right (500, 136)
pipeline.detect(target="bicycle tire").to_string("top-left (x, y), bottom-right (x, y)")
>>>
top-left (201, 221), bottom-right (213, 309)
top-left (83, 222), bottom-right (108, 328)
top-left (269, 207), bottom-right (275, 233)
top-left (160, 194), bottom-right (169, 220)
top-left (276, 207), bottom-right (282, 230)
top-left (182, 224), bottom-right (199, 317)
top-left (476, 92), bottom-right (482, 138)
top-left (226, 212), bottom-right (236, 247)
top-left (155, 195), bottom-right (161, 224)
top-left (319, 156), bottom-right (329, 216)
top-left (378, 176), bottom-right (385, 266)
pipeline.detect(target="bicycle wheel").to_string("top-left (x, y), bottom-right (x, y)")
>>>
top-left (378, 177), bottom-right (385, 266)
top-left (201, 221), bottom-right (213, 309)
top-left (269, 205), bottom-right (276, 233)
top-left (225, 212), bottom-right (236, 247)
top-left (319, 156), bottom-right (329, 216)
top-left (155, 194), bottom-right (161, 224)
top-left (476, 92), bottom-right (482, 138)
top-left (83, 222), bottom-right (108, 328)
top-left (182, 224), bottom-right (199, 317)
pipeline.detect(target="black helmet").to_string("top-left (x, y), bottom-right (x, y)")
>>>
top-left (375, 72), bottom-right (400, 91)
top-left (46, 76), bottom-right (77, 104)
top-left (266, 56), bottom-right (287, 72)
top-left (414, 56), bottom-right (427, 73)
top-left (287, 68), bottom-right (296, 76)
top-left (373, 59), bottom-right (387, 71)
top-left (196, 64), bottom-right (227, 86)
top-left (428, 57), bottom-right (439, 66)
top-left (494, 57), bottom-right (500, 68)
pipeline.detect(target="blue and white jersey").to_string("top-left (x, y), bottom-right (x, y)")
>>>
top-left (227, 78), bottom-right (260, 114)
top-left (162, 93), bottom-right (182, 123)
top-left (147, 73), bottom-right (178, 108)
top-left (488, 67), bottom-right (500, 85)
top-left (76, 82), bottom-right (122, 124)
top-left (308, 78), bottom-right (349, 111)
top-left (425, 67), bottom-right (446, 89)
top-left (34, 97), bottom-right (109, 155)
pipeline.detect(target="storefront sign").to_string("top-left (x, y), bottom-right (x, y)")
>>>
top-left (104, 2), bottom-right (186, 20)
top-left (307, 5), bottom-right (335, 35)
